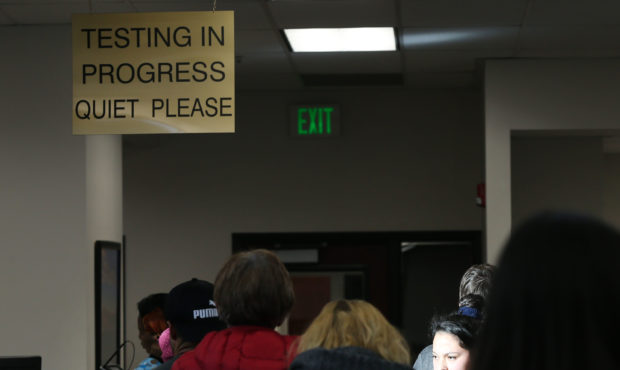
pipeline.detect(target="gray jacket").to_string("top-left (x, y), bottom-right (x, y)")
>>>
top-left (412, 345), bottom-right (433, 370)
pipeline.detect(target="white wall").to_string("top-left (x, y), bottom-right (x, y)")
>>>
top-left (123, 88), bottom-right (485, 356)
top-left (603, 153), bottom-right (620, 229)
top-left (511, 136), bottom-right (605, 226)
top-left (0, 26), bottom-right (89, 369)
top-left (85, 135), bottom-right (124, 369)
top-left (485, 60), bottom-right (620, 263)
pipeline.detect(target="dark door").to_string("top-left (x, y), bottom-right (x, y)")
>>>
top-left (401, 241), bottom-right (477, 357)
top-left (232, 231), bottom-right (481, 345)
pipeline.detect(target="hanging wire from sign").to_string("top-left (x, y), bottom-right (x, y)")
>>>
top-left (213, 0), bottom-right (217, 12)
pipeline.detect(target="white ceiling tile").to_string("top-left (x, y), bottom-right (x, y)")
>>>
top-left (525, 0), bottom-right (620, 26)
top-left (401, 0), bottom-right (528, 27)
top-left (131, 1), bottom-right (272, 29)
top-left (127, 0), bottom-right (217, 3)
top-left (519, 26), bottom-right (620, 49)
top-left (402, 27), bottom-right (519, 50)
top-left (0, 0), bottom-right (85, 3)
top-left (404, 50), bottom-right (514, 72)
top-left (292, 51), bottom-right (400, 74)
top-left (90, 2), bottom-right (136, 13)
top-left (405, 71), bottom-right (476, 88)
top-left (215, 1), bottom-right (273, 30)
top-left (237, 72), bottom-right (302, 91)
top-left (236, 52), bottom-right (294, 75)
top-left (129, 1), bottom-right (214, 12)
top-left (236, 29), bottom-right (285, 54)
top-left (269, 0), bottom-right (395, 28)
top-left (235, 51), bottom-right (302, 88)
top-left (1, 2), bottom-right (88, 24)
top-left (128, 0), bottom-right (245, 2)
top-left (0, 7), bottom-right (14, 24)
top-left (517, 49), bottom-right (620, 58)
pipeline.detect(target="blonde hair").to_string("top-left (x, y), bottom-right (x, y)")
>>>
top-left (296, 299), bottom-right (411, 365)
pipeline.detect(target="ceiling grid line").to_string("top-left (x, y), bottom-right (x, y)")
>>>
top-left (395, 0), bottom-right (406, 85)
top-left (259, 0), bottom-right (304, 87)
top-left (514, 0), bottom-right (536, 57)
top-left (0, 6), bottom-right (15, 24)
top-left (125, 0), bottom-right (138, 12)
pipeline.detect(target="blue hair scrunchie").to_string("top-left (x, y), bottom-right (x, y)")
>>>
top-left (458, 306), bottom-right (481, 319)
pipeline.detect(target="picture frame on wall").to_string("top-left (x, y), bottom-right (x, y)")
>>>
top-left (95, 240), bottom-right (122, 369)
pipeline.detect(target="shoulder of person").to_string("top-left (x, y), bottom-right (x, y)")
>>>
top-left (413, 345), bottom-right (433, 370)
top-left (171, 349), bottom-right (198, 370)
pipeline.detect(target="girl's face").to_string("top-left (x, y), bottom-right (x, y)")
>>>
top-left (138, 315), bottom-right (162, 358)
top-left (432, 331), bottom-right (470, 370)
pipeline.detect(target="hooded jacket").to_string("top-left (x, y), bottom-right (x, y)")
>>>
top-left (172, 326), bottom-right (297, 370)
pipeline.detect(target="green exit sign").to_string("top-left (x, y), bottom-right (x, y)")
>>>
top-left (290, 104), bottom-right (340, 137)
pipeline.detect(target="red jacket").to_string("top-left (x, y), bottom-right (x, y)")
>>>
top-left (172, 326), bottom-right (297, 370)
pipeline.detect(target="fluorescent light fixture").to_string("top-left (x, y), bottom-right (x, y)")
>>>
top-left (284, 27), bottom-right (396, 52)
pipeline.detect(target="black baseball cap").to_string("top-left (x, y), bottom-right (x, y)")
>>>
top-left (164, 278), bottom-right (226, 343)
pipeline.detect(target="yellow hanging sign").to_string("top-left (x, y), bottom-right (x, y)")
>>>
top-left (72, 11), bottom-right (235, 134)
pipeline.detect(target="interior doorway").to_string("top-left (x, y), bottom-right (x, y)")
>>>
top-left (232, 230), bottom-right (481, 356)
top-left (401, 240), bottom-right (479, 357)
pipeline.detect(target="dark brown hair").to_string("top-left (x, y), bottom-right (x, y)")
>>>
top-left (214, 249), bottom-right (294, 328)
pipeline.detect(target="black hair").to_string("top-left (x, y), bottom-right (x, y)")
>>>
top-left (471, 211), bottom-right (620, 370)
top-left (137, 293), bottom-right (168, 318)
top-left (431, 313), bottom-right (481, 351)
top-left (458, 293), bottom-right (485, 311)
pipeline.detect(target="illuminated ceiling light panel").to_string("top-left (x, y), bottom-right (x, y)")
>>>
top-left (284, 27), bottom-right (397, 52)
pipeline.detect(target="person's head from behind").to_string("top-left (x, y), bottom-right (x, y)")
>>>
top-left (137, 293), bottom-right (168, 358)
top-left (165, 278), bottom-right (227, 351)
top-left (472, 211), bottom-right (620, 370)
top-left (431, 314), bottom-right (480, 370)
top-left (214, 249), bottom-right (294, 328)
top-left (458, 264), bottom-right (495, 302)
top-left (297, 299), bottom-right (411, 366)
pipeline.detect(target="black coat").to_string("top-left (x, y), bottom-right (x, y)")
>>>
top-left (289, 346), bottom-right (412, 370)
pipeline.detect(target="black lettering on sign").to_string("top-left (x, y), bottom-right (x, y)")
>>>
top-left (220, 97), bottom-right (232, 116)
top-left (75, 99), bottom-right (139, 120)
top-left (115, 28), bottom-right (130, 48)
top-left (81, 61), bottom-right (227, 84)
top-left (81, 28), bottom-right (96, 48)
top-left (192, 62), bottom-right (208, 82)
top-left (210, 61), bottom-right (225, 82)
top-left (80, 26), bottom-right (195, 49)
top-left (150, 97), bottom-right (234, 118)
top-left (98, 28), bottom-right (113, 48)
top-left (176, 62), bottom-right (191, 82)
top-left (201, 26), bottom-right (224, 46)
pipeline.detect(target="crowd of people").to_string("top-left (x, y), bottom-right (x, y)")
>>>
top-left (129, 211), bottom-right (619, 370)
